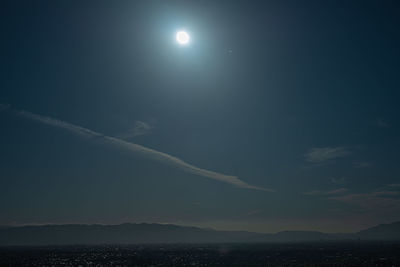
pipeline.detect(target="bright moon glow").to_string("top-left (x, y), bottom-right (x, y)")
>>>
top-left (176, 31), bottom-right (190, 45)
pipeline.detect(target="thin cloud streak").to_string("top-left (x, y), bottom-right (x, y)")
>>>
top-left (117, 120), bottom-right (155, 139)
top-left (305, 147), bottom-right (350, 163)
top-left (5, 106), bottom-right (273, 192)
top-left (330, 191), bottom-right (400, 211)
top-left (303, 188), bottom-right (348, 196)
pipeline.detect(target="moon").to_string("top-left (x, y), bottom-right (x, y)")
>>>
top-left (176, 31), bottom-right (190, 45)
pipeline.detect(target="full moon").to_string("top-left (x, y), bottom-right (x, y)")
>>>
top-left (176, 31), bottom-right (190, 45)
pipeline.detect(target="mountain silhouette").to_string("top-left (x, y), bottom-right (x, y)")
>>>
top-left (0, 221), bottom-right (399, 246)
top-left (357, 221), bottom-right (400, 240)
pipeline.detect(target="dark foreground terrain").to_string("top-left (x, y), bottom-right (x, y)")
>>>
top-left (1, 242), bottom-right (400, 267)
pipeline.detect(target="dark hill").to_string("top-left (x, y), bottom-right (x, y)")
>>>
top-left (0, 221), bottom-right (399, 246)
top-left (0, 223), bottom-right (267, 246)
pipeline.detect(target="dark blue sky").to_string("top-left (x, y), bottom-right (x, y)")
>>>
top-left (1, 0), bottom-right (400, 232)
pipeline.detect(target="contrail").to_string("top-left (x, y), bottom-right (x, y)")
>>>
top-left (1, 104), bottom-right (273, 192)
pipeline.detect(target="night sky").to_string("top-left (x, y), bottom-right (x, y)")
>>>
top-left (1, 0), bottom-right (400, 233)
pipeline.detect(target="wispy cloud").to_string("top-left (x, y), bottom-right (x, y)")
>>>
top-left (375, 118), bottom-right (389, 128)
top-left (353, 161), bottom-right (371, 168)
top-left (331, 177), bottom-right (346, 185)
top-left (0, 103), bottom-right (10, 110)
top-left (303, 183), bottom-right (400, 215)
top-left (372, 191), bottom-right (400, 197)
top-left (305, 147), bottom-right (350, 163)
top-left (388, 184), bottom-right (400, 188)
top-left (246, 209), bottom-right (264, 216)
top-left (1, 105), bottom-right (273, 192)
top-left (117, 120), bottom-right (155, 139)
top-left (330, 191), bottom-right (400, 211)
top-left (303, 188), bottom-right (348, 196)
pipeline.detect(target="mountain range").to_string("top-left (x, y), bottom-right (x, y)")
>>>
top-left (0, 221), bottom-right (399, 246)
